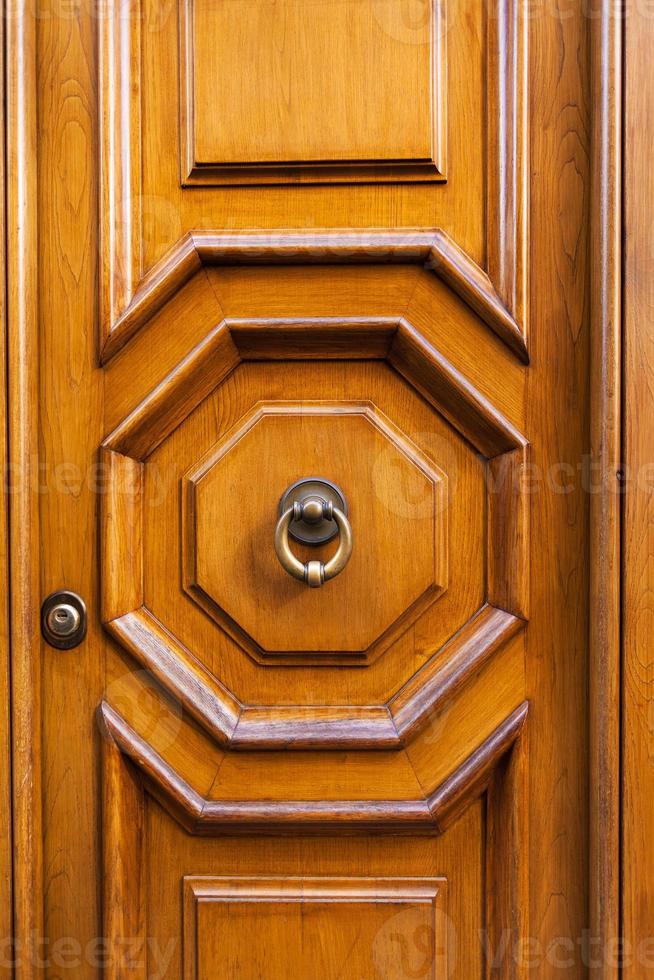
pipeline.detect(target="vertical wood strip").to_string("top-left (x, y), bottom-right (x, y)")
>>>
top-left (6, 0), bottom-right (43, 972)
top-left (100, 714), bottom-right (146, 979)
top-left (0, 4), bottom-right (14, 968)
top-left (38, 0), bottom-right (107, 954)
top-left (622, 2), bottom-right (654, 974)
top-left (487, 0), bottom-right (528, 329)
top-left (527, 4), bottom-right (590, 967)
top-left (102, 451), bottom-right (144, 622)
top-left (486, 726), bottom-right (529, 979)
top-left (99, 0), bottom-right (143, 348)
top-left (488, 448), bottom-right (529, 620)
top-left (590, 2), bottom-right (622, 976)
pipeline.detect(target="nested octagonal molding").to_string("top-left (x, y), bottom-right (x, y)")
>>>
top-left (101, 312), bottom-right (528, 752)
top-left (182, 401), bottom-right (447, 664)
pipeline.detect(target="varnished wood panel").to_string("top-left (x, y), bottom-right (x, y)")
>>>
top-left (6, 1), bottom-right (43, 970)
top-left (99, 697), bottom-right (528, 831)
top-left (34, 0), bottom-right (107, 967)
top-left (150, 804), bottom-right (484, 980)
top-left (589, 1), bottom-right (622, 972)
top-left (98, 293), bottom-right (528, 742)
top-left (622, 2), bottom-right (653, 974)
top-left (4, 0), bottom-right (614, 974)
top-left (139, 0), bottom-right (487, 255)
top-left (102, 345), bottom-right (527, 749)
top-left (526, 2), bottom-right (591, 968)
top-left (181, 0), bottom-right (446, 185)
top-left (183, 876), bottom-right (447, 980)
top-left (102, 717), bottom-right (145, 980)
top-left (101, 451), bottom-right (143, 622)
top-left (100, 235), bottom-right (528, 367)
top-left (0, 6), bottom-right (14, 965)
top-left (185, 401), bottom-right (447, 660)
top-left (100, 0), bottom-right (528, 363)
top-left (129, 360), bottom-right (488, 711)
top-left (99, 697), bottom-right (526, 976)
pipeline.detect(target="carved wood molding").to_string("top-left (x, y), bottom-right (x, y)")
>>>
top-left (100, 699), bottom-right (528, 974)
top-left (182, 399), bottom-right (449, 665)
top-left (100, 231), bottom-right (529, 366)
top-left (98, 0), bottom-right (528, 362)
top-left (487, 0), bottom-right (528, 331)
top-left (589, 2), bottom-right (623, 965)
top-left (5, 0), bottom-right (43, 964)
top-left (182, 876), bottom-right (448, 980)
top-left (105, 603), bottom-right (522, 751)
top-left (101, 316), bottom-right (528, 749)
top-left (103, 316), bottom-right (527, 459)
top-left (99, 698), bottom-right (528, 833)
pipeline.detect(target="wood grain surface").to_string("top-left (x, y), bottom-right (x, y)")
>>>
top-left (622, 2), bottom-right (654, 975)
top-left (2, 0), bottom-right (620, 976)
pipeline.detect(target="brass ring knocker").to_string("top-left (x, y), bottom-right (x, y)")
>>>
top-left (274, 481), bottom-right (353, 588)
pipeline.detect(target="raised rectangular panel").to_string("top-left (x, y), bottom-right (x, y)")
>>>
top-left (180, 0), bottom-right (446, 184)
top-left (99, 0), bottom-right (528, 354)
top-left (183, 876), bottom-right (448, 979)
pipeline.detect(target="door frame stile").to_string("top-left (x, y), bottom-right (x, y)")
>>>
top-left (0, 0), bottom-right (14, 969)
top-left (589, 2), bottom-right (623, 975)
top-left (5, 0), bottom-right (43, 973)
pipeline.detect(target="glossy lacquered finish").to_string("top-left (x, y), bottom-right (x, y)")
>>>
top-left (622, 3), bottom-right (654, 975)
top-left (3, 0), bottom-right (624, 976)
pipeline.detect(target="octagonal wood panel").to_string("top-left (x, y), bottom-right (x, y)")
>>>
top-left (101, 306), bottom-right (527, 744)
top-left (142, 356), bottom-right (487, 699)
top-left (184, 401), bottom-right (447, 660)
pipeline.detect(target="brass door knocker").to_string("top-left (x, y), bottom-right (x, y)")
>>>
top-left (274, 479), bottom-right (352, 588)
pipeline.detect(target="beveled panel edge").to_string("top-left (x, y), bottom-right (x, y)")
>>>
top-left (99, 0), bottom-right (143, 355)
top-left (181, 397), bottom-right (448, 665)
top-left (390, 605), bottom-right (524, 743)
top-left (101, 449), bottom-right (144, 623)
top-left (487, 0), bottom-right (528, 329)
top-left (99, 232), bottom-right (528, 367)
top-left (97, 698), bottom-right (529, 832)
top-left (389, 318), bottom-right (527, 457)
top-left (100, 316), bottom-right (528, 749)
top-left (488, 447), bottom-right (530, 621)
top-left (105, 609), bottom-right (241, 749)
top-left (102, 314), bottom-right (526, 461)
top-left (183, 161), bottom-right (445, 188)
top-left (102, 698), bottom-right (146, 975)
top-left (100, 0), bottom-right (528, 358)
top-left (427, 700), bottom-right (528, 832)
top-left (589, 0), bottom-right (623, 966)
top-left (183, 874), bottom-right (445, 900)
top-left (101, 604), bottom-right (523, 752)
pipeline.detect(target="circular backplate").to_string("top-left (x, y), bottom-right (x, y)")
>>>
top-left (279, 478), bottom-right (348, 545)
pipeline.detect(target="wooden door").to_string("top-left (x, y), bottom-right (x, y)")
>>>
top-left (4, 0), bottom-right (621, 976)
